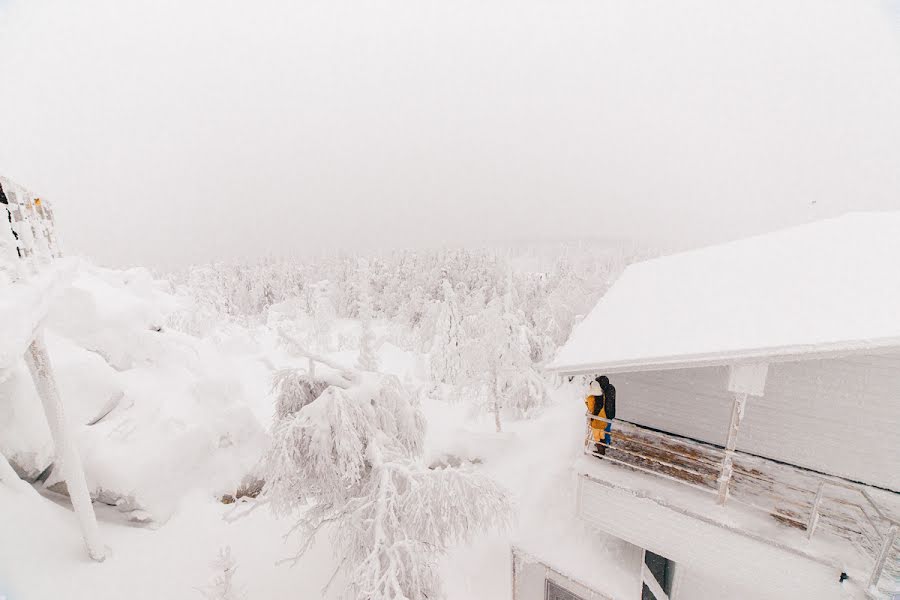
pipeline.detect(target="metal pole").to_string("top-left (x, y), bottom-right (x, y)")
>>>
top-left (717, 392), bottom-right (748, 505)
top-left (25, 330), bottom-right (105, 562)
top-left (868, 523), bottom-right (898, 591)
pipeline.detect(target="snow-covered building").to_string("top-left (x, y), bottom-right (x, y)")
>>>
top-left (529, 213), bottom-right (900, 600)
top-left (0, 176), bottom-right (61, 276)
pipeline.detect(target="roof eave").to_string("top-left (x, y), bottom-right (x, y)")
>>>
top-left (548, 336), bottom-right (900, 377)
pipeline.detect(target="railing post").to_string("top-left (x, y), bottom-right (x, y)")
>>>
top-left (717, 392), bottom-right (748, 505)
top-left (584, 414), bottom-right (592, 455)
top-left (868, 523), bottom-right (898, 591)
top-left (806, 481), bottom-right (825, 540)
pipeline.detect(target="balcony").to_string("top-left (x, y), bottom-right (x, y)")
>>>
top-left (580, 414), bottom-right (899, 597)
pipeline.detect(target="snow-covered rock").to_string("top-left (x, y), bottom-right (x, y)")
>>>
top-left (1, 262), bottom-right (272, 521)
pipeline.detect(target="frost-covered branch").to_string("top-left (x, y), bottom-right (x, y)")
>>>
top-left (262, 371), bottom-right (510, 599)
top-left (198, 546), bottom-right (245, 600)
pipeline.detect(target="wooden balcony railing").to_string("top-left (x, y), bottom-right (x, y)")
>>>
top-left (585, 414), bottom-right (899, 594)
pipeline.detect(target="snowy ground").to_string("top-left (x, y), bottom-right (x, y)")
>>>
top-left (0, 261), bottom-right (625, 599)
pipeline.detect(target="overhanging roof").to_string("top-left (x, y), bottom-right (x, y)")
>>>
top-left (550, 212), bottom-right (900, 375)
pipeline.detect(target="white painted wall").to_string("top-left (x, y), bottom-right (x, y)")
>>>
top-left (610, 351), bottom-right (900, 491)
top-left (514, 561), bottom-right (598, 600)
top-left (578, 476), bottom-right (854, 600)
top-left (513, 552), bottom-right (639, 600)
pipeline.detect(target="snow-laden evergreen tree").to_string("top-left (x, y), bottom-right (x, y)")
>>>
top-left (462, 296), bottom-right (551, 432)
top-left (492, 307), bottom-right (551, 430)
top-left (199, 546), bottom-right (244, 600)
top-left (429, 279), bottom-right (463, 386)
top-left (264, 370), bottom-right (510, 600)
top-left (357, 261), bottom-right (379, 372)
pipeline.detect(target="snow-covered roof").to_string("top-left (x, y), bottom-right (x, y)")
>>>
top-left (550, 212), bottom-right (900, 375)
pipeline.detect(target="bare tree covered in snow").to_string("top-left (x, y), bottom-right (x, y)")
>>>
top-left (312, 282), bottom-right (337, 352)
top-left (357, 261), bottom-right (379, 372)
top-left (198, 546), bottom-right (244, 600)
top-left (264, 371), bottom-right (511, 599)
top-left (429, 279), bottom-right (463, 387)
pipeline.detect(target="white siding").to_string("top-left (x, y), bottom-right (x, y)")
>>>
top-left (578, 476), bottom-right (849, 600)
top-left (611, 351), bottom-right (900, 490)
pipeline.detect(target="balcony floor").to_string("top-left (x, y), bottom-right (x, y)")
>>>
top-left (576, 453), bottom-right (881, 590)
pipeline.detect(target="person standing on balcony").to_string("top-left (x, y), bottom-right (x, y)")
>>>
top-left (597, 375), bottom-right (616, 422)
top-left (585, 378), bottom-right (613, 456)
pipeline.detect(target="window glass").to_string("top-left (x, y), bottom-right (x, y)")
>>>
top-left (642, 550), bottom-right (674, 600)
top-left (545, 580), bottom-right (587, 600)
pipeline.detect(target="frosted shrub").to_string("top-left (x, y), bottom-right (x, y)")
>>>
top-left (198, 546), bottom-right (244, 600)
top-left (264, 371), bottom-right (510, 600)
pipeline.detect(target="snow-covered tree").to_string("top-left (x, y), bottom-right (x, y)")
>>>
top-left (462, 298), bottom-right (551, 432)
top-left (429, 280), bottom-right (463, 386)
top-left (272, 369), bottom-right (330, 423)
top-left (312, 281), bottom-right (336, 352)
top-left (492, 309), bottom-right (551, 428)
top-left (264, 371), bottom-right (510, 599)
top-left (198, 546), bottom-right (244, 600)
top-left (357, 261), bottom-right (379, 372)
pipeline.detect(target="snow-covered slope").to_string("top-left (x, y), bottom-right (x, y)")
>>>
top-left (1, 256), bottom-right (640, 599)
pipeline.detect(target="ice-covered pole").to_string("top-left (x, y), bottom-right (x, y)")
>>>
top-left (25, 329), bottom-right (106, 562)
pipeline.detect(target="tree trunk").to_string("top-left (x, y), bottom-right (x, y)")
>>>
top-left (493, 401), bottom-right (502, 433)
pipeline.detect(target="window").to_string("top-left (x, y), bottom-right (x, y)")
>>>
top-left (545, 580), bottom-right (587, 600)
top-left (641, 550), bottom-right (675, 600)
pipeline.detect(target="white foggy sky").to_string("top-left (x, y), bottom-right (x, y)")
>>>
top-left (2, 0), bottom-right (900, 269)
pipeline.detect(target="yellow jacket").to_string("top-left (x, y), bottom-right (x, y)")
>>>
top-left (585, 395), bottom-right (607, 442)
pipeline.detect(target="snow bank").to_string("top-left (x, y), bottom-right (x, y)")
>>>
top-left (428, 386), bottom-right (643, 600)
top-left (0, 258), bottom-right (77, 368)
top-left (1, 262), bottom-right (271, 521)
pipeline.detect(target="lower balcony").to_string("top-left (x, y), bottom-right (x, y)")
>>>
top-left (579, 415), bottom-right (899, 599)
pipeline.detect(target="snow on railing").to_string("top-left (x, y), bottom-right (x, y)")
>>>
top-left (584, 413), bottom-right (899, 593)
top-left (0, 176), bottom-right (62, 282)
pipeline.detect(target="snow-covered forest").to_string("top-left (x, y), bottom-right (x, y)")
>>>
top-left (1, 240), bottom-right (649, 599)
top-left (6, 1), bottom-right (899, 598)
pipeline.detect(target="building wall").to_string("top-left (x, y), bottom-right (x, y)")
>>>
top-left (611, 351), bottom-right (900, 491)
top-left (578, 476), bottom-right (852, 600)
top-left (514, 560), bottom-right (605, 600)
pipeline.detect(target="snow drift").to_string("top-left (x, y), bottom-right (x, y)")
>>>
top-left (0, 262), bottom-right (270, 521)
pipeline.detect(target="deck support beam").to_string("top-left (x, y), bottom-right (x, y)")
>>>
top-left (25, 329), bottom-right (105, 562)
